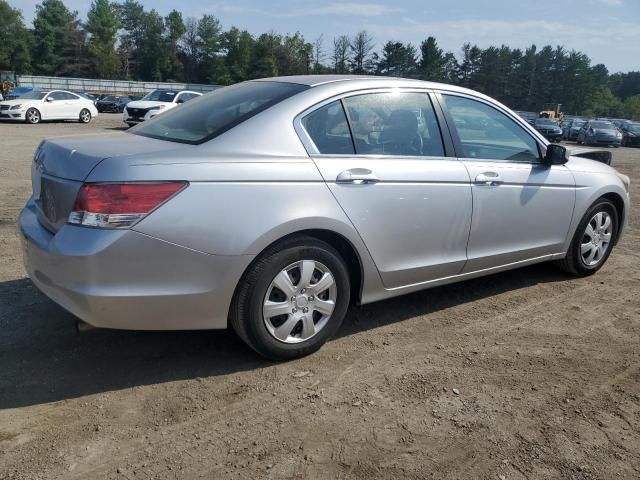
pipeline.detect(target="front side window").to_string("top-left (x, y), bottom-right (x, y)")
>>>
top-left (443, 94), bottom-right (540, 162)
top-left (343, 92), bottom-right (444, 157)
top-left (302, 101), bottom-right (354, 154)
top-left (176, 92), bottom-right (199, 103)
top-left (47, 92), bottom-right (67, 101)
top-left (132, 81), bottom-right (308, 144)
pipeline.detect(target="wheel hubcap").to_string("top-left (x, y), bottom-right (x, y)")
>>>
top-left (581, 211), bottom-right (613, 267)
top-left (263, 260), bottom-right (337, 344)
top-left (28, 111), bottom-right (38, 122)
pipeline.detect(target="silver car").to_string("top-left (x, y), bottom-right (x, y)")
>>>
top-left (20, 76), bottom-right (630, 359)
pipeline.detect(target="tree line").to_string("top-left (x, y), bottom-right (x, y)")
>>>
top-left (1, 0), bottom-right (640, 119)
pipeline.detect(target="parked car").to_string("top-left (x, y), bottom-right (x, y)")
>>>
top-left (6, 86), bottom-right (34, 100)
top-left (619, 121), bottom-right (640, 147)
top-left (515, 110), bottom-right (537, 124)
top-left (577, 120), bottom-right (622, 147)
top-left (0, 89), bottom-right (98, 124)
top-left (77, 92), bottom-right (98, 103)
top-left (96, 95), bottom-right (131, 113)
top-left (20, 76), bottom-right (630, 359)
top-left (563, 118), bottom-right (586, 141)
top-left (123, 89), bottom-right (202, 127)
top-left (533, 118), bottom-right (563, 142)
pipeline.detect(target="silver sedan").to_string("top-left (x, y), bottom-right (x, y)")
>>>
top-left (20, 76), bottom-right (630, 359)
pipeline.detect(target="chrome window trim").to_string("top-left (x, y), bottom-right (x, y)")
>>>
top-left (294, 87), bottom-right (449, 160)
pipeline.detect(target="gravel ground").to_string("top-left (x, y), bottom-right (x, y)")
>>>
top-left (0, 115), bottom-right (639, 479)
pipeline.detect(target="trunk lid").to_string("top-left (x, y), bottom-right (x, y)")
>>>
top-left (32, 132), bottom-right (183, 232)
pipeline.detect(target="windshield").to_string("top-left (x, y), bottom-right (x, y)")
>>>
top-left (141, 90), bottom-right (179, 102)
top-left (132, 81), bottom-right (309, 144)
top-left (591, 121), bottom-right (614, 129)
top-left (572, 120), bottom-right (585, 127)
top-left (102, 95), bottom-right (119, 101)
top-left (18, 91), bottom-right (47, 100)
top-left (536, 119), bottom-right (557, 126)
top-left (627, 123), bottom-right (640, 133)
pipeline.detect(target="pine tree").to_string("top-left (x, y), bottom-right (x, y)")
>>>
top-left (86, 0), bottom-right (120, 78)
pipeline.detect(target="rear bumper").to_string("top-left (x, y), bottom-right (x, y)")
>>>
top-left (20, 199), bottom-right (253, 330)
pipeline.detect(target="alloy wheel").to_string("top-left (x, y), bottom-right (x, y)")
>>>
top-left (262, 260), bottom-right (337, 344)
top-left (80, 110), bottom-right (91, 123)
top-left (26, 109), bottom-right (40, 124)
top-left (581, 211), bottom-right (613, 267)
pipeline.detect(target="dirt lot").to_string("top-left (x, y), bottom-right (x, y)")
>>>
top-left (0, 115), bottom-right (639, 479)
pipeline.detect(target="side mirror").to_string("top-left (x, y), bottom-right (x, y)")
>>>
top-left (176, 98), bottom-right (184, 104)
top-left (46, 97), bottom-right (53, 102)
top-left (543, 144), bottom-right (568, 166)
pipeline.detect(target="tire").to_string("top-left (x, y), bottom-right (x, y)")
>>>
top-left (79, 109), bottom-right (92, 123)
top-left (25, 108), bottom-right (41, 124)
top-left (230, 235), bottom-right (351, 360)
top-left (556, 199), bottom-right (618, 277)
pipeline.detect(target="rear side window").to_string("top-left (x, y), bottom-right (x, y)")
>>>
top-left (442, 94), bottom-right (540, 162)
top-left (343, 92), bottom-right (445, 157)
top-left (302, 101), bottom-right (354, 154)
top-left (132, 81), bottom-right (308, 145)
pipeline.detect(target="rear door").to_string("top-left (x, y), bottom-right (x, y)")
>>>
top-left (299, 90), bottom-right (472, 289)
top-left (438, 93), bottom-right (575, 272)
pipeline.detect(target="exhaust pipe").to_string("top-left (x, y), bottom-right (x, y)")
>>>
top-left (75, 320), bottom-right (96, 333)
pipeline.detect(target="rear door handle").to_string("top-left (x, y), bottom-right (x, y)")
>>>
top-left (336, 168), bottom-right (380, 184)
top-left (475, 172), bottom-right (503, 186)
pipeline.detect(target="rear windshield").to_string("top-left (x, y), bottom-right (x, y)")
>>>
top-left (536, 119), bottom-right (557, 126)
top-left (591, 121), bottom-right (614, 128)
top-left (131, 81), bottom-right (309, 144)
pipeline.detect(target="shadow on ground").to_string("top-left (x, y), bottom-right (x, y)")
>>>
top-left (0, 264), bottom-right (569, 409)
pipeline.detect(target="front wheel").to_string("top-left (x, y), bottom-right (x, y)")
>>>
top-left (556, 199), bottom-right (618, 276)
top-left (25, 108), bottom-right (41, 124)
top-left (79, 109), bottom-right (92, 123)
top-left (230, 236), bottom-right (351, 360)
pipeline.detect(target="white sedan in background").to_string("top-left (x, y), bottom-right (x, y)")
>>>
top-left (0, 90), bottom-right (98, 124)
top-left (123, 89), bottom-right (202, 127)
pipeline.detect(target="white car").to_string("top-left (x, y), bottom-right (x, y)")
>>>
top-left (0, 89), bottom-right (98, 124)
top-left (123, 89), bottom-right (202, 127)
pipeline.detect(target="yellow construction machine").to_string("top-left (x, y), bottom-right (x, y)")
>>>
top-left (539, 103), bottom-right (564, 122)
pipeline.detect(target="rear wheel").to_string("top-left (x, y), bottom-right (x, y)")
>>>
top-left (230, 236), bottom-right (351, 360)
top-left (79, 109), bottom-right (92, 123)
top-left (25, 108), bottom-right (41, 124)
top-left (556, 199), bottom-right (618, 276)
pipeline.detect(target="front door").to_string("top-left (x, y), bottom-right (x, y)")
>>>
top-left (301, 91), bottom-right (473, 289)
top-left (439, 93), bottom-right (575, 272)
top-left (42, 91), bottom-right (68, 119)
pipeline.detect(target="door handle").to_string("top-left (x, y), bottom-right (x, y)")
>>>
top-left (336, 168), bottom-right (380, 184)
top-left (475, 172), bottom-right (503, 186)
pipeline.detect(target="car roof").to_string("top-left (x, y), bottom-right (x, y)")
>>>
top-left (255, 74), bottom-right (474, 92)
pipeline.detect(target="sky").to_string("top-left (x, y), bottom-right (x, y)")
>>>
top-left (11, 0), bottom-right (640, 73)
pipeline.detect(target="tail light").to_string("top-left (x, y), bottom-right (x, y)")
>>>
top-left (68, 182), bottom-right (187, 228)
